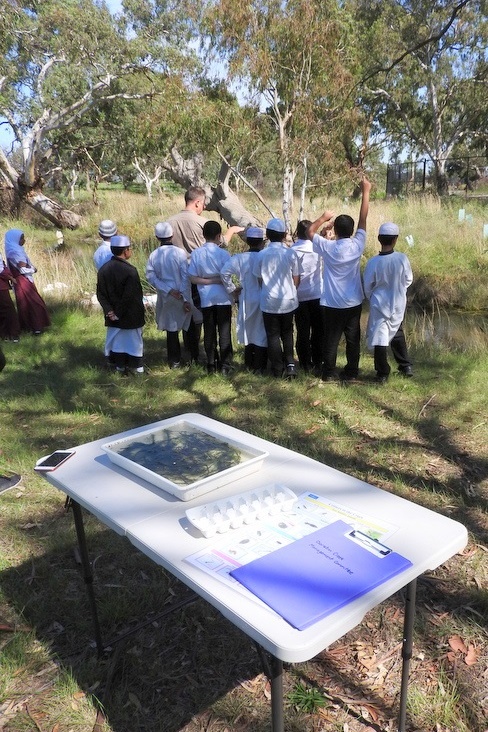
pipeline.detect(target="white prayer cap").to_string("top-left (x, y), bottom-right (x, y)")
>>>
top-left (266, 218), bottom-right (287, 233)
top-left (379, 222), bottom-right (399, 236)
top-left (155, 222), bottom-right (173, 239)
top-left (110, 235), bottom-right (131, 249)
top-left (99, 219), bottom-right (117, 237)
top-left (246, 226), bottom-right (265, 239)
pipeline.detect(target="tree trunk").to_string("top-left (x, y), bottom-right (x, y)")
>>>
top-left (207, 163), bottom-right (262, 229)
top-left (282, 164), bottom-right (296, 233)
top-left (298, 156), bottom-right (307, 222)
top-left (434, 159), bottom-right (449, 195)
top-left (1, 148), bottom-right (82, 228)
top-left (133, 157), bottom-right (163, 200)
top-left (0, 184), bottom-right (20, 217)
top-left (67, 168), bottom-right (80, 200)
top-left (22, 185), bottom-right (82, 228)
top-left (164, 150), bottom-right (264, 229)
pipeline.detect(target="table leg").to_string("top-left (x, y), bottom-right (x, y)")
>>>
top-left (398, 578), bottom-right (417, 732)
top-left (270, 655), bottom-right (284, 732)
top-left (69, 498), bottom-right (105, 656)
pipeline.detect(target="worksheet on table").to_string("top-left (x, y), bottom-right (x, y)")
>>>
top-left (185, 492), bottom-right (399, 601)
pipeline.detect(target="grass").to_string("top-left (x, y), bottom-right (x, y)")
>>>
top-left (0, 189), bottom-right (487, 732)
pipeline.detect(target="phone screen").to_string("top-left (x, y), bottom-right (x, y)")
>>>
top-left (35, 450), bottom-right (74, 470)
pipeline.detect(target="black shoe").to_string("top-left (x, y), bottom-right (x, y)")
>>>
top-left (207, 363), bottom-right (216, 374)
top-left (284, 363), bottom-right (297, 379)
top-left (374, 374), bottom-right (389, 384)
top-left (339, 371), bottom-right (358, 382)
top-left (169, 362), bottom-right (181, 369)
top-left (399, 365), bottom-right (413, 377)
top-left (221, 365), bottom-right (232, 376)
top-left (321, 374), bottom-right (336, 382)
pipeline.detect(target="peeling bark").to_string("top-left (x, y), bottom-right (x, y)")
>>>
top-left (22, 186), bottom-right (82, 228)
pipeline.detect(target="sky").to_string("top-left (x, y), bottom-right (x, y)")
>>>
top-left (106, 0), bottom-right (123, 14)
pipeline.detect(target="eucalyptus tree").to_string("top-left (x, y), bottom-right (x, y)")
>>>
top-left (353, 0), bottom-right (488, 193)
top-left (0, 0), bottom-right (196, 227)
top-left (202, 0), bottom-right (358, 230)
top-left (149, 76), bottom-right (266, 226)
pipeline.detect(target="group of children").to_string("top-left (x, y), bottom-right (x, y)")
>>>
top-left (94, 178), bottom-right (414, 382)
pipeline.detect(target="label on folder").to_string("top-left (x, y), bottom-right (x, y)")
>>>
top-left (230, 520), bottom-right (412, 630)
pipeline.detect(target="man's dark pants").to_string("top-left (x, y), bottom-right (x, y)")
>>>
top-left (321, 304), bottom-right (362, 378)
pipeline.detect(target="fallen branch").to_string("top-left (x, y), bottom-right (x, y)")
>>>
top-left (0, 622), bottom-right (32, 632)
top-left (418, 394), bottom-right (436, 419)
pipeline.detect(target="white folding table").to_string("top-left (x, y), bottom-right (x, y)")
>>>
top-left (42, 413), bottom-right (468, 732)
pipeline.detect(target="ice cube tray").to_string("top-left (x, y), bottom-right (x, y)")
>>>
top-left (185, 484), bottom-right (296, 538)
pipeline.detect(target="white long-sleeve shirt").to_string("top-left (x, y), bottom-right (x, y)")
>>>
top-left (363, 250), bottom-right (413, 347)
top-left (146, 244), bottom-right (192, 332)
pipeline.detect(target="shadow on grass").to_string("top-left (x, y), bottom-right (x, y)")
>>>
top-left (0, 515), bottom-right (270, 732)
top-left (1, 316), bottom-right (487, 731)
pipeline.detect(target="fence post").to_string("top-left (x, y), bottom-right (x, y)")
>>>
top-left (422, 160), bottom-right (426, 191)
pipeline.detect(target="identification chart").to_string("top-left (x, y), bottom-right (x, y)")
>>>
top-left (185, 491), bottom-right (399, 598)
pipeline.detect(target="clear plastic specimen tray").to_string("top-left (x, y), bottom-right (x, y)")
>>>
top-left (185, 483), bottom-right (297, 537)
top-left (101, 419), bottom-right (269, 501)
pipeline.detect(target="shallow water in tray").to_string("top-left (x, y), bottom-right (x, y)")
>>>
top-left (113, 424), bottom-right (255, 486)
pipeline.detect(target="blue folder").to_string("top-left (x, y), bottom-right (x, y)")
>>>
top-left (230, 520), bottom-right (412, 630)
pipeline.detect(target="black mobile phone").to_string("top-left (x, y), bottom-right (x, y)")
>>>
top-left (35, 450), bottom-right (75, 472)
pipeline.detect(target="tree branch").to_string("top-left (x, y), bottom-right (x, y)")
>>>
top-left (360, 0), bottom-right (472, 85)
top-left (216, 147), bottom-right (276, 218)
top-left (368, 86), bottom-right (434, 159)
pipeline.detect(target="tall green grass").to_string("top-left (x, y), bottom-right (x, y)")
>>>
top-left (3, 188), bottom-right (487, 309)
top-left (0, 189), bottom-right (487, 732)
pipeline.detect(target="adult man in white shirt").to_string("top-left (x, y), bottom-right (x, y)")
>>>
top-left (146, 222), bottom-right (192, 368)
top-left (252, 218), bottom-right (300, 378)
top-left (307, 177), bottom-right (371, 382)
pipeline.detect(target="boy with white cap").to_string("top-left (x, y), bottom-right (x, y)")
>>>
top-left (93, 219), bottom-right (117, 271)
top-left (252, 218), bottom-right (300, 378)
top-left (221, 226), bottom-right (268, 373)
top-left (363, 222), bottom-right (413, 383)
top-left (146, 222), bottom-right (192, 368)
top-left (96, 235), bottom-right (145, 375)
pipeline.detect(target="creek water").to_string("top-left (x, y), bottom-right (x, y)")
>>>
top-left (404, 309), bottom-right (488, 350)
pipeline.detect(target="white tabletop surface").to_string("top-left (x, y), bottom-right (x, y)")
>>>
top-left (43, 413), bottom-right (468, 663)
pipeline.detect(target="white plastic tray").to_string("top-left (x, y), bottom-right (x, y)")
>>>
top-left (101, 418), bottom-right (268, 501)
top-left (185, 484), bottom-right (296, 537)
